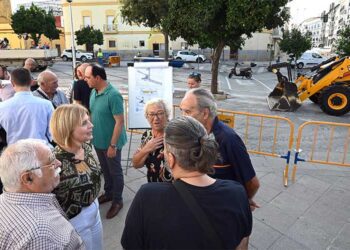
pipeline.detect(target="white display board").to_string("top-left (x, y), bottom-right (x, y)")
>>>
top-left (128, 62), bottom-right (173, 129)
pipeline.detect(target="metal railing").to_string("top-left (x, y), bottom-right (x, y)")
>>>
top-left (291, 121), bottom-right (350, 182)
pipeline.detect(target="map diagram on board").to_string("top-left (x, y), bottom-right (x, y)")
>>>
top-left (134, 68), bottom-right (165, 113)
top-left (128, 62), bottom-right (173, 129)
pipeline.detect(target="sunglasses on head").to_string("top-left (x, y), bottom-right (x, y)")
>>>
top-left (189, 72), bottom-right (201, 77)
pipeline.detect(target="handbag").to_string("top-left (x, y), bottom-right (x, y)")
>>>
top-left (173, 179), bottom-right (224, 249)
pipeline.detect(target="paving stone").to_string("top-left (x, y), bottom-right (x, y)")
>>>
top-left (270, 191), bottom-right (311, 217)
top-left (287, 217), bottom-right (334, 249)
top-left (124, 177), bottom-right (147, 193)
top-left (249, 219), bottom-right (282, 250)
top-left (255, 183), bottom-right (283, 203)
top-left (254, 203), bottom-right (299, 234)
top-left (259, 172), bottom-right (288, 191)
top-left (294, 174), bottom-right (331, 193)
top-left (123, 167), bottom-right (146, 183)
top-left (284, 181), bottom-right (325, 204)
top-left (268, 236), bottom-right (310, 250)
top-left (328, 223), bottom-right (350, 250)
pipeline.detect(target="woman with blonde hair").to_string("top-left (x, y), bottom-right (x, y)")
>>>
top-left (50, 104), bottom-right (102, 250)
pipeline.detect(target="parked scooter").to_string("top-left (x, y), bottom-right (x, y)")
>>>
top-left (228, 62), bottom-right (256, 79)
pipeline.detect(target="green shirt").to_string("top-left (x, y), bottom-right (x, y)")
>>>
top-left (90, 83), bottom-right (127, 150)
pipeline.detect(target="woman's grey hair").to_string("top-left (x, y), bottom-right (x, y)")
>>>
top-left (189, 88), bottom-right (217, 118)
top-left (0, 139), bottom-right (44, 191)
top-left (164, 116), bottom-right (218, 174)
top-left (144, 98), bottom-right (171, 120)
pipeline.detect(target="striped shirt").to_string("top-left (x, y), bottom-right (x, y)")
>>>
top-left (0, 192), bottom-right (85, 250)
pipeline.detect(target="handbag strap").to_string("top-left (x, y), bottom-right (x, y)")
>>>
top-left (36, 89), bottom-right (57, 109)
top-left (173, 179), bottom-right (224, 248)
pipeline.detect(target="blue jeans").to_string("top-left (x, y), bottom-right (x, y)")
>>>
top-left (70, 199), bottom-right (103, 250)
top-left (95, 148), bottom-right (124, 203)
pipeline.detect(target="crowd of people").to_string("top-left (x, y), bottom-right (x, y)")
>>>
top-left (0, 59), bottom-right (260, 249)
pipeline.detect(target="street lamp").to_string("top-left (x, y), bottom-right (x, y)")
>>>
top-left (67, 0), bottom-right (77, 72)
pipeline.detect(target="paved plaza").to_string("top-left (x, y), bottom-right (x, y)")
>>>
top-left (42, 61), bottom-right (350, 249)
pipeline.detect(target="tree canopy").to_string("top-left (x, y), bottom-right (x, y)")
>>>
top-left (75, 26), bottom-right (103, 52)
top-left (335, 25), bottom-right (350, 57)
top-left (121, 0), bottom-right (170, 59)
top-left (279, 28), bottom-right (312, 61)
top-left (11, 4), bottom-right (60, 46)
top-left (165, 0), bottom-right (290, 93)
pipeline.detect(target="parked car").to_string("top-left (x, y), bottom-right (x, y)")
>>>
top-left (293, 51), bottom-right (327, 69)
top-left (175, 50), bottom-right (206, 63)
top-left (61, 49), bottom-right (94, 62)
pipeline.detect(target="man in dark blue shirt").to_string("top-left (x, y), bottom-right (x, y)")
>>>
top-left (180, 88), bottom-right (260, 210)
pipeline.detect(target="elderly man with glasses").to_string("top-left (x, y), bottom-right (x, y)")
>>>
top-left (0, 139), bottom-right (84, 249)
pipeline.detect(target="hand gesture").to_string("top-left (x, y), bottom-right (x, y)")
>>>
top-left (143, 136), bottom-right (164, 154)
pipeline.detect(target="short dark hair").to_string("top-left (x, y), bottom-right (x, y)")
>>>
top-left (0, 65), bottom-right (8, 80)
top-left (89, 63), bottom-right (107, 80)
top-left (11, 68), bottom-right (32, 87)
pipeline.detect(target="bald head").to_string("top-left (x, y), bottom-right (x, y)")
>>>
top-left (77, 63), bottom-right (89, 79)
top-left (24, 58), bottom-right (36, 71)
top-left (37, 70), bottom-right (58, 95)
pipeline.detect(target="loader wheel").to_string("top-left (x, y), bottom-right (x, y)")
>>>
top-left (319, 85), bottom-right (350, 116)
top-left (309, 93), bottom-right (320, 104)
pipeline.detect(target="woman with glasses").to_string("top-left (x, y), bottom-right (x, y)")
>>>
top-left (122, 117), bottom-right (252, 249)
top-left (132, 98), bottom-right (173, 182)
top-left (187, 72), bottom-right (202, 89)
top-left (50, 104), bottom-right (103, 250)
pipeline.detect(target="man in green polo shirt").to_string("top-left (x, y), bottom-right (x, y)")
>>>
top-left (85, 64), bottom-right (127, 219)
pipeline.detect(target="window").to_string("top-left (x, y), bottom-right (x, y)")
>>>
top-left (139, 40), bottom-right (145, 47)
top-left (83, 16), bottom-right (91, 27)
top-left (109, 40), bottom-right (116, 48)
top-left (107, 15), bottom-right (114, 31)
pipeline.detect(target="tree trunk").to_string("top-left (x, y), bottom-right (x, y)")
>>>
top-left (211, 41), bottom-right (225, 94)
top-left (163, 31), bottom-right (169, 60)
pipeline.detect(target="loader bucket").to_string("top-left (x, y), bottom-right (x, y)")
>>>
top-left (267, 80), bottom-right (302, 112)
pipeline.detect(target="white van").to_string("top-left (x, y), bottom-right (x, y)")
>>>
top-left (295, 51), bottom-right (327, 69)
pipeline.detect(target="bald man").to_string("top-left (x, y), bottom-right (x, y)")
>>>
top-left (73, 63), bottom-right (92, 110)
top-left (33, 70), bottom-right (68, 108)
top-left (23, 58), bottom-right (39, 91)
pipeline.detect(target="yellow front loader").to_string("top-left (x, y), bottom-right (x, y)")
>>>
top-left (267, 57), bottom-right (350, 116)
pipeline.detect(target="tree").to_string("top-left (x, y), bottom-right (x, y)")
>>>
top-left (11, 4), bottom-right (60, 46)
top-left (75, 26), bottom-right (103, 52)
top-left (44, 10), bottom-right (61, 42)
top-left (121, 0), bottom-right (170, 60)
top-left (335, 25), bottom-right (350, 57)
top-left (279, 28), bottom-right (312, 61)
top-left (165, 0), bottom-right (289, 94)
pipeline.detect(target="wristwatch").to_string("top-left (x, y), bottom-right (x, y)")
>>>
top-left (110, 144), bottom-right (116, 148)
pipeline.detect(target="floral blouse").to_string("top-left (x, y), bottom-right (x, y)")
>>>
top-left (140, 130), bottom-right (173, 183)
top-left (53, 143), bottom-right (102, 219)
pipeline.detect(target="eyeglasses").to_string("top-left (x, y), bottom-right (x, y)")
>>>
top-left (147, 111), bottom-right (165, 119)
top-left (27, 156), bottom-right (58, 172)
top-left (189, 72), bottom-right (201, 77)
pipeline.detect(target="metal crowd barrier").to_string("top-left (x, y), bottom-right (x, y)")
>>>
top-left (173, 105), bottom-right (295, 186)
top-left (291, 121), bottom-right (350, 183)
top-left (123, 98), bottom-right (349, 187)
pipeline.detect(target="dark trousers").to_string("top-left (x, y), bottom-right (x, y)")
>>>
top-left (95, 148), bottom-right (124, 204)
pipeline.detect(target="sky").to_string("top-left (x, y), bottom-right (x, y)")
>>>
top-left (11, 0), bottom-right (335, 25)
top-left (287, 0), bottom-right (335, 25)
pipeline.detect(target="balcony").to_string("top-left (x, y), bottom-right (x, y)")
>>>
top-left (271, 27), bottom-right (283, 40)
top-left (103, 24), bottom-right (118, 33)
